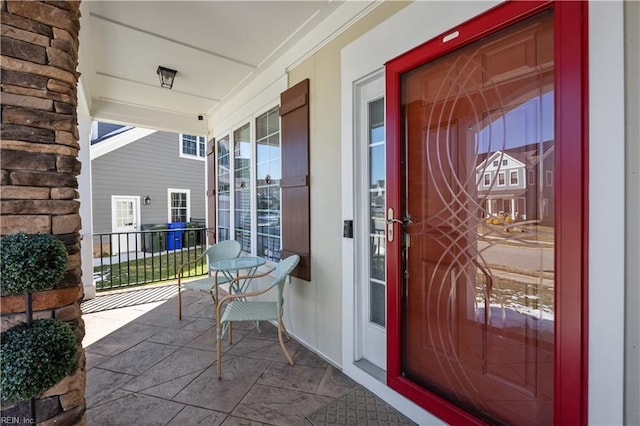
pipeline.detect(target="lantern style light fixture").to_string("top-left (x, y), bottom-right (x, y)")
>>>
top-left (156, 66), bottom-right (177, 89)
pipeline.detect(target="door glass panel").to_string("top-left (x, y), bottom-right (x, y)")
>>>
top-left (116, 201), bottom-right (134, 226)
top-left (370, 281), bottom-right (386, 327)
top-left (369, 97), bottom-right (386, 328)
top-left (400, 11), bottom-right (554, 425)
top-left (217, 136), bottom-right (231, 241)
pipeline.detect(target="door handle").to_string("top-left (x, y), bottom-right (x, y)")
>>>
top-left (387, 209), bottom-right (414, 242)
top-left (387, 208), bottom-right (397, 242)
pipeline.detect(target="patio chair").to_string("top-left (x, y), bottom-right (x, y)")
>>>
top-left (177, 240), bottom-right (241, 320)
top-left (215, 254), bottom-right (300, 379)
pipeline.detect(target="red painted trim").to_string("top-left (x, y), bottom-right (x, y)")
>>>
top-left (385, 1), bottom-right (551, 72)
top-left (385, 67), bottom-right (402, 385)
top-left (553, 2), bottom-right (589, 425)
top-left (385, 1), bottom-right (588, 424)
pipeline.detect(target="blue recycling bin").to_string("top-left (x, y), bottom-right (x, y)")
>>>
top-left (167, 222), bottom-right (185, 250)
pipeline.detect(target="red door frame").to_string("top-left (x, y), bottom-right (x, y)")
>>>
top-left (385, 1), bottom-right (588, 424)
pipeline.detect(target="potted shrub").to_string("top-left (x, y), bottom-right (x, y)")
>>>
top-left (1, 319), bottom-right (77, 402)
top-left (0, 233), bottom-right (78, 414)
top-left (1, 233), bottom-right (68, 296)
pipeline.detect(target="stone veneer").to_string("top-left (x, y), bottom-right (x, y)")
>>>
top-left (1, 1), bottom-right (86, 424)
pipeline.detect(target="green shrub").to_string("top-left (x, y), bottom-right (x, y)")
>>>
top-left (1, 319), bottom-right (77, 402)
top-left (0, 233), bottom-right (68, 296)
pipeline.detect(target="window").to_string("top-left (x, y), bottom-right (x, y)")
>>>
top-left (528, 169), bottom-right (535, 185)
top-left (483, 173), bottom-right (491, 186)
top-left (368, 97), bottom-right (386, 327)
top-left (502, 159), bottom-right (508, 166)
top-left (214, 106), bottom-right (282, 260)
top-left (168, 189), bottom-right (190, 222)
top-left (234, 124), bottom-right (252, 253)
top-left (492, 160), bottom-right (499, 167)
top-left (546, 170), bottom-right (553, 186)
top-left (497, 171), bottom-right (506, 186)
top-left (510, 170), bottom-right (518, 185)
top-left (256, 107), bottom-right (281, 261)
top-left (180, 134), bottom-right (206, 159)
top-left (217, 136), bottom-right (231, 241)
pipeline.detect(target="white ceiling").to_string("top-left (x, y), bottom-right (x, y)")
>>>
top-left (78, 1), bottom-right (355, 134)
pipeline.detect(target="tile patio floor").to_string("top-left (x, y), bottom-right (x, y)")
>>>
top-left (83, 289), bottom-right (361, 425)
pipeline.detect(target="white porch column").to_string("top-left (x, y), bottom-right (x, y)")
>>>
top-left (78, 83), bottom-right (95, 299)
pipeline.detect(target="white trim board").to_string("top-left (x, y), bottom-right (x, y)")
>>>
top-left (90, 127), bottom-right (157, 160)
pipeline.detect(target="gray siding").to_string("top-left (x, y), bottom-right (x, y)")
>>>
top-left (92, 131), bottom-right (206, 233)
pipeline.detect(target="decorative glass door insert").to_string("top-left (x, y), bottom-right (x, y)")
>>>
top-left (399, 11), bottom-right (554, 425)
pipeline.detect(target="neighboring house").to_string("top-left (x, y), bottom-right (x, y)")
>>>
top-left (91, 122), bottom-right (206, 253)
top-left (476, 150), bottom-right (528, 217)
top-left (476, 144), bottom-right (554, 226)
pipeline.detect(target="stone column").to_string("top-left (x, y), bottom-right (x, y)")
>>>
top-left (1, 1), bottom-right (86, 424)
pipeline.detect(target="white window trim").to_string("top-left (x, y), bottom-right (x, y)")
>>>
top-left (179, 134), bottom-right (206, 161)
top-left (545, 170), bottom-right (553, 186)
top-left (483, 172), bottom-right (491, 187)
top-left (497, 171), bottom-right (506, 187)
top-left (167, 188), bottom-right (191, 223)
top-left (509, 170), bottom-right (519, 186)
top-left (528, 169), bottom-right (535, 185)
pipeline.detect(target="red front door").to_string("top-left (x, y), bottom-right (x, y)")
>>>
top-left (386, 2), bottom-right (587, 425)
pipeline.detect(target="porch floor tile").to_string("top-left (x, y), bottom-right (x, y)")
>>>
top-left (83, 289), bottom-right (414, 425)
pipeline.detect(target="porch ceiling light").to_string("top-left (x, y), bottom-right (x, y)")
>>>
top-left (156, 66), bottom-right (177, 89)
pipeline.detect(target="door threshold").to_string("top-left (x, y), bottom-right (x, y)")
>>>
top-left (354, 359), bottom-right (386, 384)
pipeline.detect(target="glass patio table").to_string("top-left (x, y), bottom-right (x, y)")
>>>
top-left (209, 256), bottom-right (267, 301)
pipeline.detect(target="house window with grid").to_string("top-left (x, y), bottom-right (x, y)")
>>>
top-left (217, 136), bottom-right (231, 241)
top-left (234, 124), bottom-right (252, 253)
top-left (497, 171), bottom-right (506, 186)
top-left (168, 189), bottom-right (190, 222)
top-left (510, 170), bottom-right (519, 185)
top-left (255, 106), bottom-right (281, 262)
top-left (215, 106), bottom-right (282, 260)
top-left (180, 134), bottom-right (206, 159)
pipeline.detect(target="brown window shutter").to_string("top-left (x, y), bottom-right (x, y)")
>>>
top-left (280, 79), bottom-right (310, 281)
top-left (206, 137), bottom-right (216, 244)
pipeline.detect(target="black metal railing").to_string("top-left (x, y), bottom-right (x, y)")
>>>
top-left (92, 227), bottom-right (208, 292)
